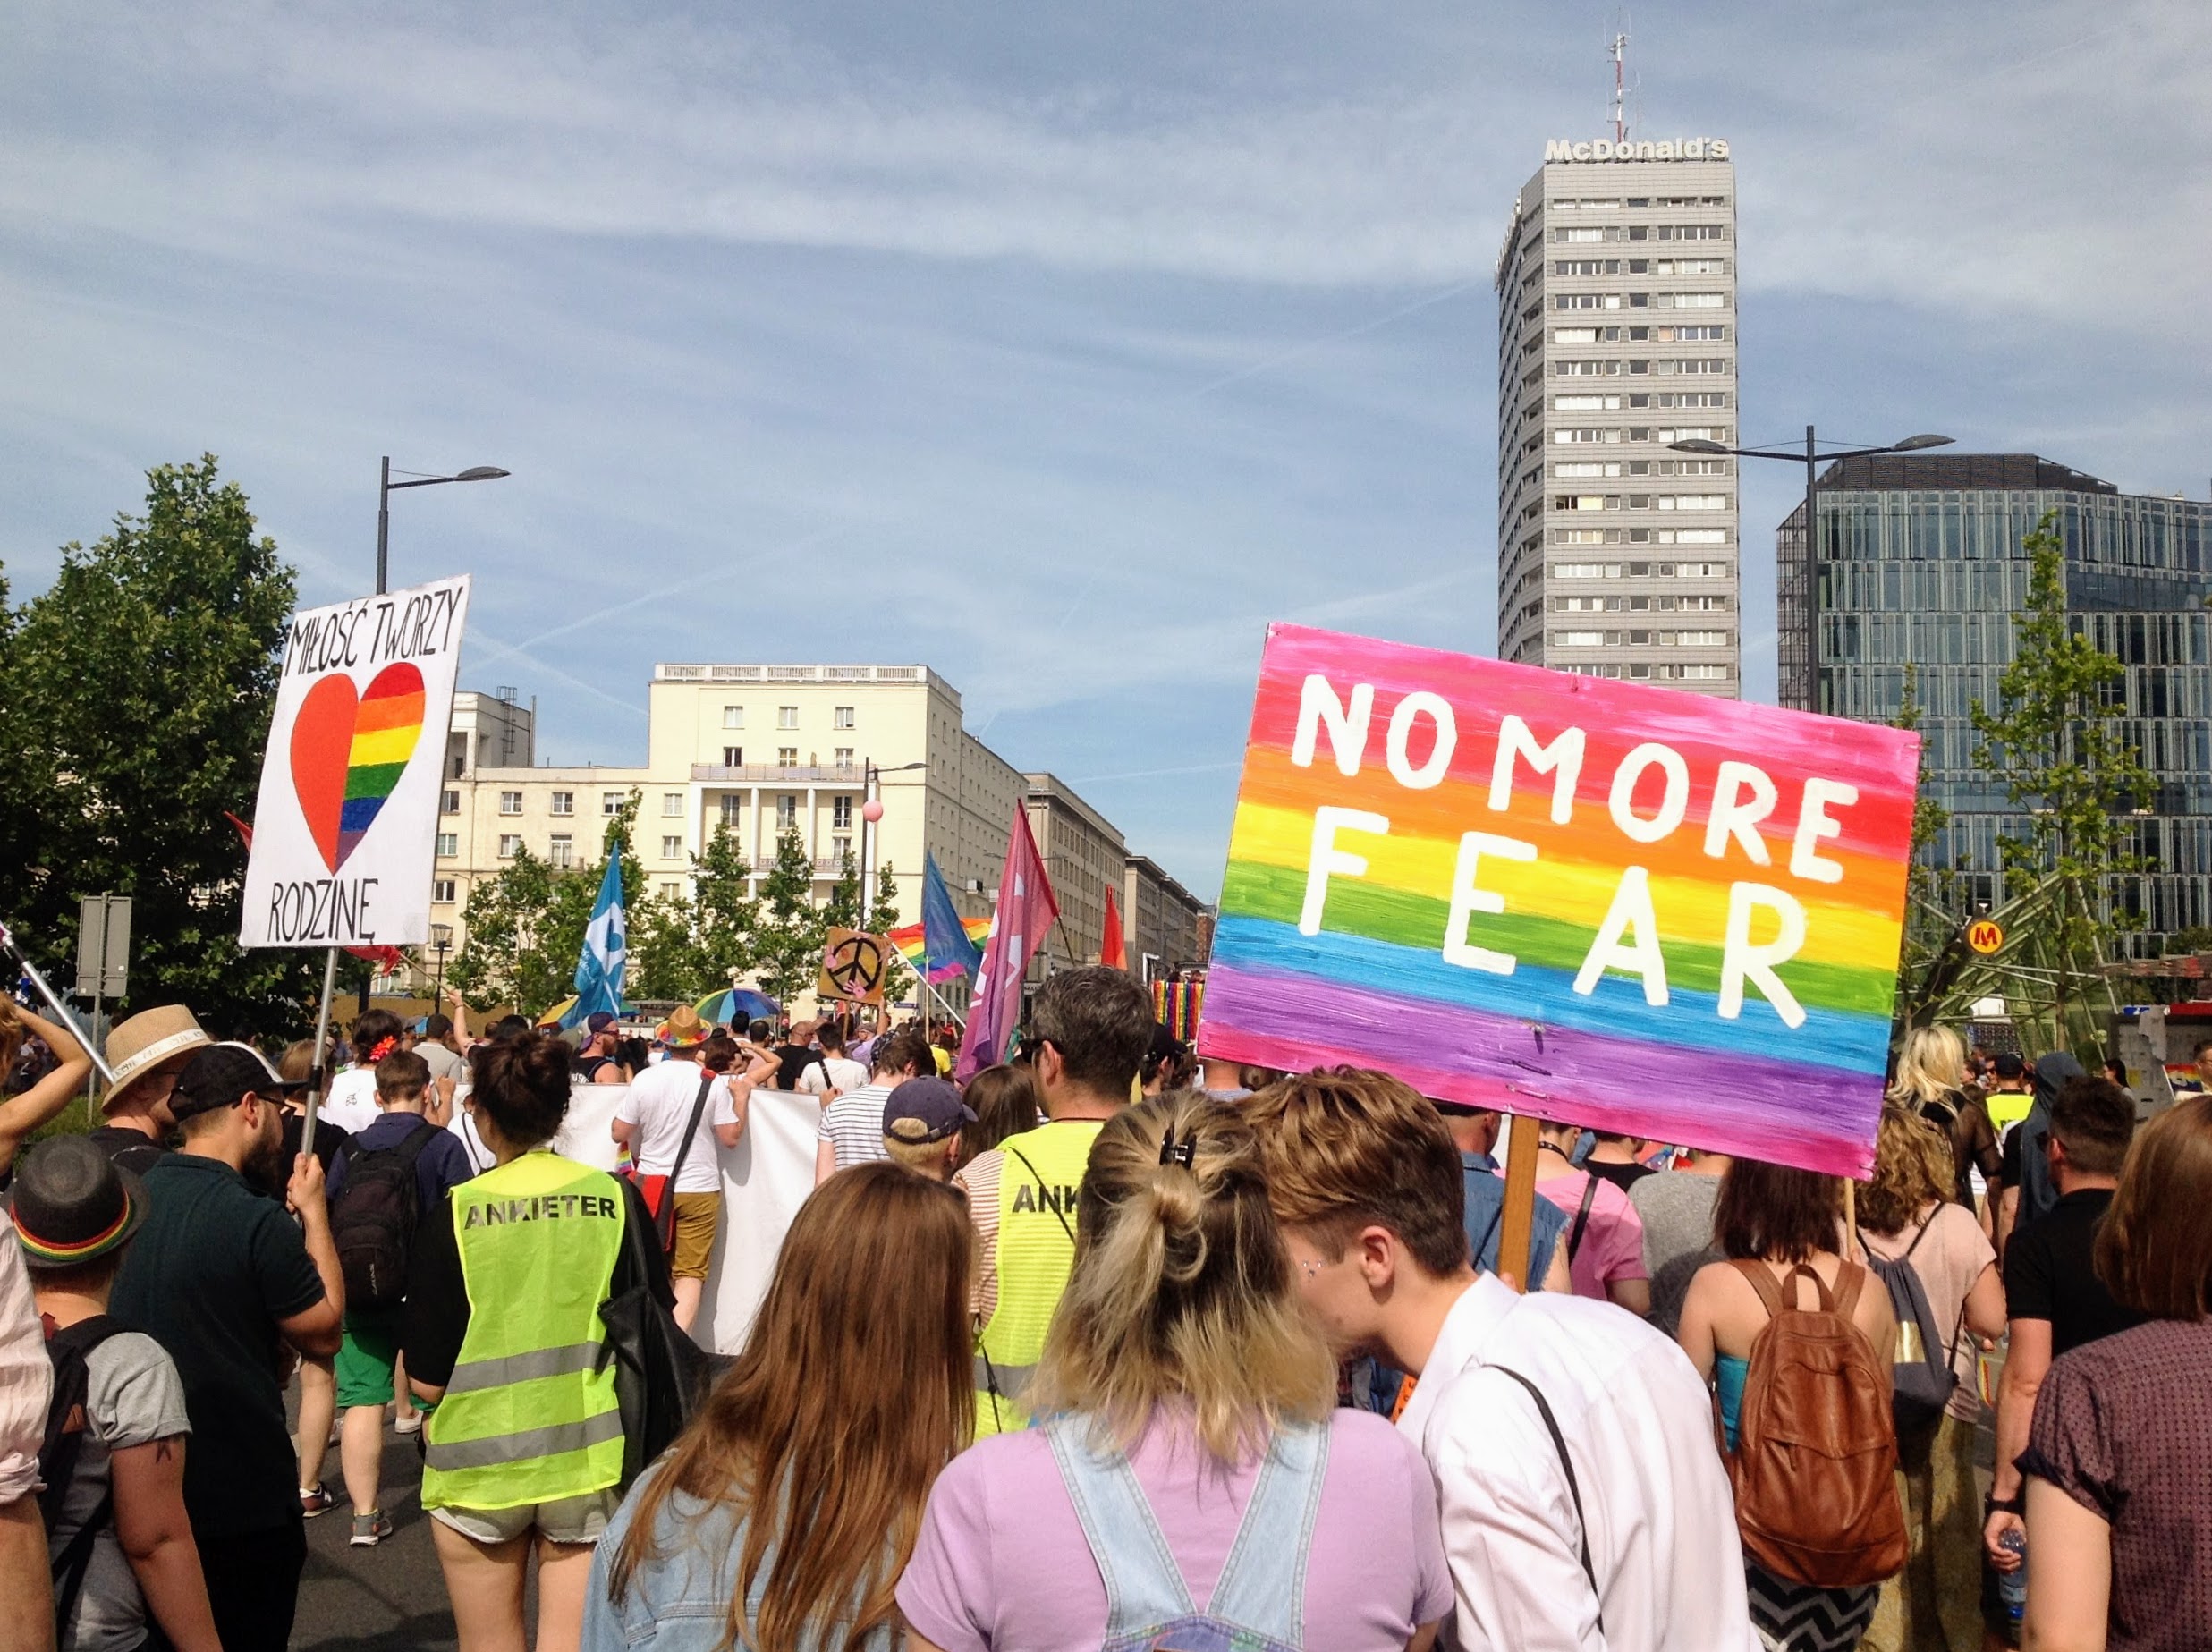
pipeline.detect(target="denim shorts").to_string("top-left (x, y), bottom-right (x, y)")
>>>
top-left (429, 1487), bottom-right (621, 1546)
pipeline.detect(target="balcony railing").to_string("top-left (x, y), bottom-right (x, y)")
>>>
top-left (691, 764), bottom-right (865, 784)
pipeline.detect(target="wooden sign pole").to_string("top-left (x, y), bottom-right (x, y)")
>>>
top-left (1498, 1114), bottom-right (1539, 1294)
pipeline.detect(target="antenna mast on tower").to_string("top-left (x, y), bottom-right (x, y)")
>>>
top-left (1610, 30), bottom-right (1629, 143)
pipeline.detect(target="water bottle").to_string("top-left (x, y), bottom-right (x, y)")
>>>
top-left (1996, 1528), bottom-right (2027, 1639)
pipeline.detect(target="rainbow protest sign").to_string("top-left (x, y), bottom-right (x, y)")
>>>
top-left (1199, 623), bottom-right (1921, 1177)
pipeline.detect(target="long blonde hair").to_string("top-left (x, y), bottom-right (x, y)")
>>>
top-left (1026, 1091), bottom-right (1335, 1461)
top-left (1860, 1105), bottom-right (1956, 1235)
top-left (1887, 1025), bottom-right (1965, 1111)
top-left (607, 1164), bottom-right (973, 1652)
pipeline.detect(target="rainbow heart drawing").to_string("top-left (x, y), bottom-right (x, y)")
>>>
top-left (289, 663), bottom-right (428, 873)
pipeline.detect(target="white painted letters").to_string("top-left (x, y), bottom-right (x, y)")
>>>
top-left (1443, 832), bottom-right (1537, 976)
top-left (1789, 779), bottom-right (1859, 885)
top-left (1489, 716), bottom-right (1586, 823)
top-left (1607, 742), bottom-right (1691, 843)
top-left (1291, 675), bottom-right (1373, 776)
top-left (1300, 807), bottom-right (1389, 936)
top-left (1704, 761), bottom-right (1777, 864)
top-left (1719, 883), bottom-right (1808, 1029)
top-left (1573, 866), bottom-right (1669, 1006)
top-left (1386, 692), bottom-right (1458, 790)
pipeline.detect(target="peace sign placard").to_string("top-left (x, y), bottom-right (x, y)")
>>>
top-left (818, 927), bottom-right (891, 1004)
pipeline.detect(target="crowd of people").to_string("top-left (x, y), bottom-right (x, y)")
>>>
top-left (2, 974), bottom-right (2209, 1652)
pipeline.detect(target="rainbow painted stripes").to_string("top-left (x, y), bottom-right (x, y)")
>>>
top-left (1199, 625), bottom-right (1920, 1176)
top-left (289, 662), bottom-right (428, 874)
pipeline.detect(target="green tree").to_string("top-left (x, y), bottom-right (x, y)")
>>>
top-left (750, 829), bottom-right (822, 1007)
top-left (822, 851), bottom-right (863, 933)
top-left (0, 457), bottom-right (319, 1031)
top-left (452, 791), bottom-right (648, 1014)
top-left (1965, 511), bottom-right (2154, 1050)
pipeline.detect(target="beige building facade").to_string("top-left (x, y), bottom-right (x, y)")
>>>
top-left (1021, 773), bottom-right (1125, 969)
top-left (431, 665), bottom-right (1051, 987)
top-left (1121, 855), bottom-right (1209, 981)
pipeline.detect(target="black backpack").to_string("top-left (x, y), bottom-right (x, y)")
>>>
top-left (38, 1316), bottom-right (126, 1631)
top-left (331, 1123), bottom-right (438, 1312)
top-left (1862, 1216), bottom-right (1960, 1448)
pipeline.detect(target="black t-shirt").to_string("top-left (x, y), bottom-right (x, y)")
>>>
top-left (773, 1043), bottom-right (824, 1092)
top-left (2003, 1187), bottom-right (2148, 1358)
top-left (107, 1154), bottom-right (327, 1538)
top-left (1583, 1157), bottom-right (1656, 1194)
top-left (403, 1166), bottom-right (670, 1388)
top-left (86, 1125), bottom-right (169, 1179)
top-left (284, 1110), bottom-right (351, 1176)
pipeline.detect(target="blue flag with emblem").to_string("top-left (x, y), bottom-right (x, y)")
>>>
top-left (921, 851), bottom-right (984, 985)
top-left (563, 855), bottom-right (627, 1029)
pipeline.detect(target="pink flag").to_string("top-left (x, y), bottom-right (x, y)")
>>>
top-left (956, 805), bottom-right (1060, 1082)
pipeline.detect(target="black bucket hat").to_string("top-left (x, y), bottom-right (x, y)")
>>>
top-left (10, 1135), bottom-right (148, 1271)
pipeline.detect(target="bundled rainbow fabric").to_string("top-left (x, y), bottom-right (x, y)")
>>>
top-left (1154, 978), bottom-right (1205, 1043)
top-left (1199, 624), bottom-right (1921, 1177)
top-left (889, 916), bottom-right (991, 982)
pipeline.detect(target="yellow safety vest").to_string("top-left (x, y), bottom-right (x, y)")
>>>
top-left (420, 1150), bottom-right (626, 1512)
top-left (1986, 1088), bottom-right (2035, 1135)
top-left (973, 1118), bottom-right (1104, 1439)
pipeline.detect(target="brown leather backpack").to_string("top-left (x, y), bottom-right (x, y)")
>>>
top-left (1724, 1259), bottom-right (1908, 1588)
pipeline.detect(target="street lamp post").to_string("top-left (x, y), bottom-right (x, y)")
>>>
top-left (859, 760), bottom-right (929, 929)
top-left (430, 922), bottom-right (453, 999)
top-left (376, 455), bottom-right (510, 596)
top-left (1669, 428), bottom-right (1952, 711)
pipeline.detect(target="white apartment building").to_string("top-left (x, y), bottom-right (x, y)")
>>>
top-left (1494, 136), bottom-right (1742, 696)
top-left (433, 665), bottom-right (1029, 964)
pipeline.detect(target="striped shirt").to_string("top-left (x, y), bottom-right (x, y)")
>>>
top-left (817, 1083), bottom-right (894, 1171)
top-left (953, 1151), bottom-right (1006, 1325)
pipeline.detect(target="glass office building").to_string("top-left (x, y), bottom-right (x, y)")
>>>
top-left (1777, 453), bottom-right (2212, 956)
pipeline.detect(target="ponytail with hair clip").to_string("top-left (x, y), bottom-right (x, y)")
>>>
top-left (1157, 1123), bottom-right (1196, 1169)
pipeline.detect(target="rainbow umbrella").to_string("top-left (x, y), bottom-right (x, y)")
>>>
top-left (695, 987), bottom-right (781, 1028)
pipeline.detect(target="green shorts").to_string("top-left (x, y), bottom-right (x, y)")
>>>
top-left (335, 1312), bottom-right (403, 1409)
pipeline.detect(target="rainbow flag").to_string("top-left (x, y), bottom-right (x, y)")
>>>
top-left (889, 916), bottom-right (991, 981)
top-left (1199, 624), bottom-right (1920, 1177)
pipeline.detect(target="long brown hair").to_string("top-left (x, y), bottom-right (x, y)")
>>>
top-left (1027, 1091), bottom-right (1335, 1461)
top-left (607, 1163), bottom-right (973, 1651)
top-left (2096, 1094), bottom-right (2212, 1321)
top-left (953, 1063), bottom-right (1040, 1170)
top-left (1714, 1158), bottom-right (1844, 1265)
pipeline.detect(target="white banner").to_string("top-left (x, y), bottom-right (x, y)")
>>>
top-left (482, 1081), bottom-right (823, 1355)
top-left (240, 575), bottom-right (471, 949)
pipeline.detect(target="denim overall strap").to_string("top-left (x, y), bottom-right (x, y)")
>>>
top-left (1044, 1417), bottom-right (1196, 1636)
top-left (1203, 1419), bottom-right (1331, 1644)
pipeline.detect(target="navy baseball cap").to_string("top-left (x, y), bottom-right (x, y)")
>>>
top-left (883, 1076), bottom-right (976, 1145)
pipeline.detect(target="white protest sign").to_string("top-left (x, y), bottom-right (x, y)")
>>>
top-left (240, 575), bottom-right (471, 949)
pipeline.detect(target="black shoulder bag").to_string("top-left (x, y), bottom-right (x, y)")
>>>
top-left (598, 1178), bottom-right (725, 1489)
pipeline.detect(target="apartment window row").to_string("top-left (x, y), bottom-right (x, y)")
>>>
top-left (722, 704), bottom-right (857, 731)
top-left (1564, 661), bottom-right (1733, 683)
top-left (1551, 629), bottom-right (1737, 648)
top-left (1556, 292), bottom-right (1730, 312)
top-left (1550, 195), bottom-right (1729, 210)
top-left (1550, 224), bottom-right (1733, 245)
top-left (1554, 459), bottom-right (1730, 479)
top-left (1552, 559), bottom-right (1735, 578)
top-left (1550, 324), bottom-right (1729, 345)
top-left (1552, 594), bottom-right (1734, 613)
top-left (1554, 258), bottom-right (1728, 278)
top-left (1549, 492), bottom-right (1733, 512)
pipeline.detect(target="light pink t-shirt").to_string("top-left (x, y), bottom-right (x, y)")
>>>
top-left (1861, 1201), bottom-right (1996, 1422)
top-left (1536, 1168), bottom-right (1648, 1301)
top-left (897, 1408), bottom-right (1452, 1652)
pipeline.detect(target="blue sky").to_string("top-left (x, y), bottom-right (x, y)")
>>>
top-left (4, 0), bottom-right (2206, 899)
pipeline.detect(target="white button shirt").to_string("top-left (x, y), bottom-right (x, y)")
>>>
top-left (1398, 1273), bottom-right (1757, 1652)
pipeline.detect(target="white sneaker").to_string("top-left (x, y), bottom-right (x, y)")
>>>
top-left (393, 1411), bottom-right (423, 1436)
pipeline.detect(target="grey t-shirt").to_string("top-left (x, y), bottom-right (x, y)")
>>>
top-left (418, 1042), bottom-right (466, 1084)
top-left (49, 1330), bottom-right (192, 1652)
top-left (1629, 1172), bottom-right (1724, 1338)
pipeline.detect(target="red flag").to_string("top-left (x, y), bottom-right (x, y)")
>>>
top-left (955, 806), bottom-right (1059, 1083)
top-left (1101, 885), bottom-right (1127, 971)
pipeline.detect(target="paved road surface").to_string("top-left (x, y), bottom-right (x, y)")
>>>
top-left (296, 1419), bottom-right (463, 1652)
